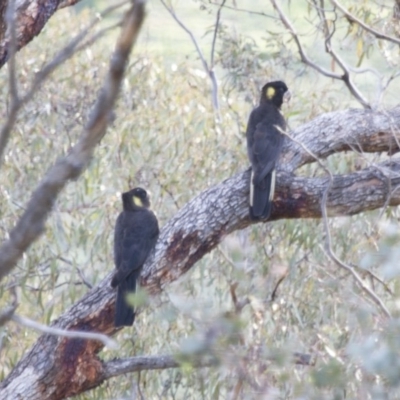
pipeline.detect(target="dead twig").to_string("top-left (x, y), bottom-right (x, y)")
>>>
top-left (12, 314), bottom-right (118, 349)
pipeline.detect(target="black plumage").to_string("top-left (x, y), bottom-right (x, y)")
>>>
top-left (246, 81), bottom-right (290, 220)
top-left (111, 187), bottom-right (159, 327)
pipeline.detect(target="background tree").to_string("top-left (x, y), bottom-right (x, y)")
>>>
top-left (0, 0), bottom-right (400, 398)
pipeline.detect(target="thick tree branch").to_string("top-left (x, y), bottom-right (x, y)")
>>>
top-left (144, 160), bottom-right (400, 292)
top-left (0, 0), bottom-right (109, 67)
top-left (281, 107), bottom-right (400, 171)
top-left (0, 0), bottom-right (63, 67)
top-left (1, 106), bottom-right (400, 399)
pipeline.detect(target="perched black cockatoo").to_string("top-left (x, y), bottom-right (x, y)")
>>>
top-left (246, 81), bottom-right (290, 220)
top-left (111, 187), bottom-right (159, 327)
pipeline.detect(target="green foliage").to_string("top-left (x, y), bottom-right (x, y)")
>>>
top-left (1, 1), bottom-right (400, 399)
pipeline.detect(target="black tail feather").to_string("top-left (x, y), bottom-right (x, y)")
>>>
top-left (114, 272), bottom-right (137, 327)
top-left (250, 170), bottom-right (275, 220)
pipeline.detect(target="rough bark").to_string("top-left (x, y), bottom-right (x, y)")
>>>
top-left (1, 107), bottom-right (399, 399)
top-left (0, 0), bottom-right (85, 68)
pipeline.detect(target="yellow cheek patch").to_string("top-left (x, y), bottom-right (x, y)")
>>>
top-left (133, 196), bottom-right (143, 207)
top-left (266, 87), bottom-right (275, 99)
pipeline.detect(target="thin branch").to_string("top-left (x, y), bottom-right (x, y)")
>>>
top-left (76, 265), bottom-right (93, 289)
top-left (104, 355), bottom-right (216, 378)
top-left (270, 0), bottom-right (370, 108)
top-left (270, 272), bottom-right (288, 301)
top-left (6, 0), bottom-right (18, 102)
top-left (361, 268), bottom-right (393, 297)
top-left (0, 0), bottom-right (146, 282)
top-left (210, 0), bottom-right (227, 68)
top-left (159, 0), bottom-right (220, 112)
top-left (0, 0), bottom-right (19, 165)
top-left (0, 1), bottom-right (128, 166)
top-left (281, 129), bottom-right (391, 319)
top-left (270, 0), bottom-right (341, 79)
top-left (380, 70), bottom-right (400, 102)
top-left (12, 314), bottom-right (118, 349)
top-left (103, 350), bottom-right (313, 379)
top-left (346, 65), bottom-right (385, 105)
top-left (0, 280), bottom-right (18, 327)
top-left (331, 0), bottom-right (400, 46)
top-left (57, 0), bottom-right (85, 10)
top-left (159, 0), bottom-right (208, 77)
top-left (208, 1), bottom-right (277, 20)
top-left (317, 1), bottom-right (371, 108)
top-left (24, 1), bottom-right (127, 104)
top-left (320, 196), bottom-right (392, 318)
top-left (75, 21), bottom-right (122, 54)
top-left (0, 305), bottom-right (17, 327)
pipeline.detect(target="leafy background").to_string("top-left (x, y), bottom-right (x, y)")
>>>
top-left (0, 0), bottom-right (400, 398)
